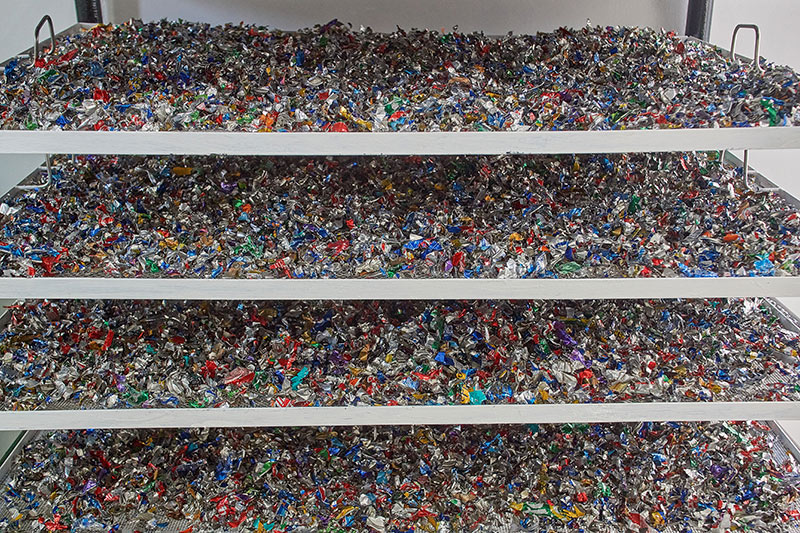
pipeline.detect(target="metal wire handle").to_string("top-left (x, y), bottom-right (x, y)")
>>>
top-left (741, 149), bottom-right (778, 193)
top-left (15, 155), bottom-right (53, 191)
top-left (730, 23), bottom-right (763, 74)
top-left (724, 25), bottom-right (771, 193)
top-left (33, 15), bottom-right (55, 61)
top-left (721, 149), bottom-right (779, 194)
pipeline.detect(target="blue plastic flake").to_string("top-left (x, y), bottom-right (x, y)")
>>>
top-left (754, 256), bottom-right (775, 275)
top-left (434, 352), bottom-right (454, 366)
top-left (89, 61), bottom-right (106, 78)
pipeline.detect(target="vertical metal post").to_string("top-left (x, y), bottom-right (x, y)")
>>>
top-left (75, 0), bottom-right (103, 24)
top-left (685, 0), bottom-right (714, 40)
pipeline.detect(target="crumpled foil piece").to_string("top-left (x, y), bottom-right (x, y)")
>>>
top-left (1, 21), bottom-right (798, 132)
top-left (0, 298), bottom-right (797, 409)
top-left (1, 422), bottom-right (798, 531)
top-left (0, 152), bottom-right (797, 279)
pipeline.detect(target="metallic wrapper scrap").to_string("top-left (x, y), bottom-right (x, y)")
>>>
top-left (1, 422), bottom-right (798, 531)
top-left (0, 152), bottom-right (797, 280)
top-left (1, 21), bottom-right (798, 132)
top-left (0, 298), bottom-right (797, 409)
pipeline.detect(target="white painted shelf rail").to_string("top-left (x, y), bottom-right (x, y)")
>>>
top-left (0, 276), bottom-right (797, 301)
top-left (2, 127), bottom-right (800, 155)
top-left (1, 403), bottom-right (799, 430)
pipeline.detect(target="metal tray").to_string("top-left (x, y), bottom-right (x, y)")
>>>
top-left (0, 424), bottom-right (796, 532)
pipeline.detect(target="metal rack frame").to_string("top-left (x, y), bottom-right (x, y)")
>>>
top-left (0, 15), bottom-right (798, 430)
top-left (2, 7), bottom-right (800, 529)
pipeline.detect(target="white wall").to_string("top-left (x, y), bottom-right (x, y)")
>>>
top-left (0, 1), bottom-right (76, 61)
top-left (103, 0), bottom-right (688, 34)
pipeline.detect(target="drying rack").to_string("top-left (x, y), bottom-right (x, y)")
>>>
top-left (0, 9), bottom-right (799, 531)
top-left (0, 17), bottom-right (798, 427)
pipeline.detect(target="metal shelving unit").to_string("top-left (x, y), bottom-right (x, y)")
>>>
top-left (0, 14), bottom-right (799, 430)
top-left (1, 5), bottom-right (799, 531)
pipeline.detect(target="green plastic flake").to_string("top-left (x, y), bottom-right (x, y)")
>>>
top-left (468, 390), bottom-right (487, 404)
top-left (126, 389), bottom-right (149, 404)
top-left (291, 366), bottom-right (310, 390)
top-left (38, 69), bottom-right (58, 82)
top-left (761, 99), bottom-right (780, 127)
top-left (556, 261), bottom-right (582, 273)
top-left (628, 194), bottom-right (640, 214)
top-left (539, 339), bottom-right (551, 354)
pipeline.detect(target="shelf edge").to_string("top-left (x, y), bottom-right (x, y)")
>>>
top-left (0, 403), bottom-right (798, 430)
top-left (0, 277), bottom-right (796, 300)
top-left (1, 128), bottom-right (800, 155)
